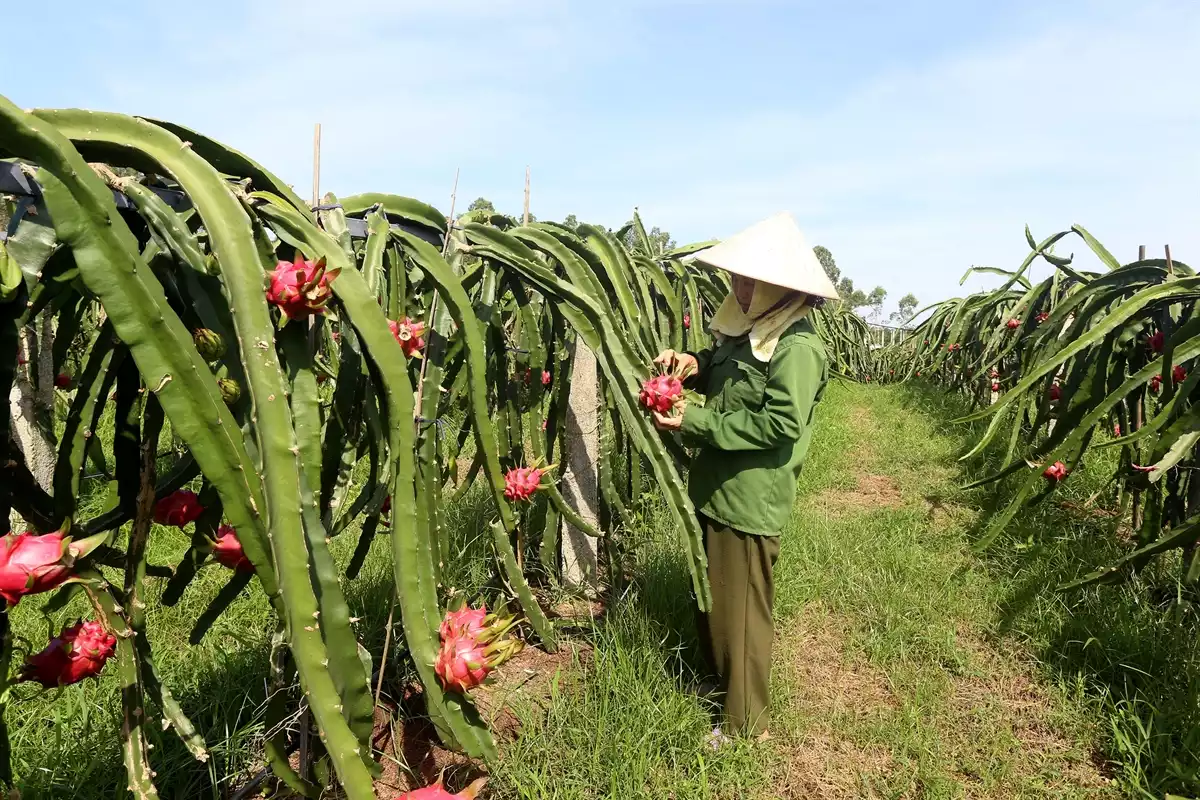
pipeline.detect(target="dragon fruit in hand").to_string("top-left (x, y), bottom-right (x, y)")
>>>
top-left (640, 374), bottom-right (683, 414)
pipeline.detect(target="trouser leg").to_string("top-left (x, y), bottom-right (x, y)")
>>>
top-left (698, 514), bottom-right (780, 737)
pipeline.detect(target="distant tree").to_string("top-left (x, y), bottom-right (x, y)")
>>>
top-left (621, 221), bottom-right (676, 256)
top-left (813, 245), bottom-right (840, 285)
top-left (865, 286), bottom-right (887, 321)
top-left (466, 197), bottom-right (496, 214)
top-left (889, 293), bottom-right (919, 325)
top-left (562, 214), bottom-right (579, 231)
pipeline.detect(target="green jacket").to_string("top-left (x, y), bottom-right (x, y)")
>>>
top-left (679, 318), bottom-right (829, 536)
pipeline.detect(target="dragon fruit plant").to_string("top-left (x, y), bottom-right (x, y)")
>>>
top-left (0, 95), bottom-right (729, 798)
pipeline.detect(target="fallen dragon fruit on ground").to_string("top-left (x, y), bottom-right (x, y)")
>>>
top-left (396, 775), bottom-right (488, 799)
top-left (434, 603), bottom-right (523, 694)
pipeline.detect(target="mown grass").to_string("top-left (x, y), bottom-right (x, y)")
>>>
top-left (9, 378), bottom-right (1200, 798)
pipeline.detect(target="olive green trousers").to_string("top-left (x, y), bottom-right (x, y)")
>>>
top-left (695, 515), bottom-right (780, 737)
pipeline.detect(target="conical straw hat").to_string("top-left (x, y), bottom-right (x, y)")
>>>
top-left (687, 212), bottom-right (839, 300)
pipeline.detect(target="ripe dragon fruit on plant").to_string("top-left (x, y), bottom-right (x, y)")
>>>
top-left (0, 527), bottom-right (105, 606)
top-left (266, 256), bottom-right (339, 320)
top-left (990, 382), bottom-right (1000, 392)
top-left (503, 466), bottom-right (544, 503)
top-left (1035, 312), bottom-right (1050, 324)
top-left (154, 489), bottom-right (204, 528)
top-left (389, 318), bottom-right (426, 358)
top-left (1048, 384), bottom-right (1062, 402)
top-left (1042, 461), bottom-right (1068, 482)
top-left (683, 313), bottom-right (691, 330)
top-left (434, 603), bottom-right (523, 694)
top-left (54, 373), bottom-right (72, 389)
top-left (1148, 330), bottom-right (1165, 353)
top-left (639, 374), bottom-right (683, 414)
top-left (19, 620), bottom-right (116, 688)
top-left (1173, 364), bottom-right (1187, 383)
top-left (396, 775), bottom-right (488, 800)
top-left (1005, 318), bottom-right (1021, 330)
top-left (1150, 374), bottom-right (1163, 394)
top-left (541, 370), bottom-right (552, 387)
top-left (211, 525), bottom-right (254, 572)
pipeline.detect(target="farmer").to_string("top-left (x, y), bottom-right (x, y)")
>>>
top-left (651, 212), bottom-right (838, 743)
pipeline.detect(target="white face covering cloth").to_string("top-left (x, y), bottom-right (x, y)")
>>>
top-left (708, 280), bottom-right (812, 362)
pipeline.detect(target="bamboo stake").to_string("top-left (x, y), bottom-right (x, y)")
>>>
top-left (311, 124), bottom-right (322, 207)
top-left (523, 166), bottom-right (531, 226)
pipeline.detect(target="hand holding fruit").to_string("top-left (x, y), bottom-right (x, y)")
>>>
top-left (653, 349), bottom-right (699, 380)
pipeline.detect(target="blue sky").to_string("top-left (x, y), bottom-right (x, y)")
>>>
top-left (6, 0), bottom-right (1198, 318)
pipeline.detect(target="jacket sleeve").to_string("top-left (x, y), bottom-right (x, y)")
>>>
top-left (683, 344), bottom-right (716, 391)
top-left (679, 341), bottom-right (824, 451)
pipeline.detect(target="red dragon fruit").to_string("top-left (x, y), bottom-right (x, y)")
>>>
top-left (1173, 364), bottom-right (1187, 383)
top-left (439, 603), bottom-right (489, 642)
top-left (435, 604), bottom-right (522, 694)
top-left (640, 374), bottom-right (683, 414)
top-left (503, 467), bottom-right (544, 503)
top-left (683, 313), bottom-right (691, 330)
top-left (1035, 312), bottom-right (1050, 324)
top-left (1048, 384), bottom-right (1062, 402)
top-left (396, 775), bottom-right (488, 800)
top-left (1150, 374), bottom-right (1163, 394)
top-left (541, 370), bottom-right (552, 387)
top-left (1148, 331), bottom-right (1165, 353)
top-left (154, 490), bottom-right (204, 528)
top-left (212, 525), bottom-right (253, 572)
top-left (1042, 461), bottom-right (1068, 482)
top-left (0, 527), bottom-right (104, 607)
top-left (389, 318), bottom-right (426, 358)
top-left (54, 373), bottom-right (72, 389)
top-left (267, 257), bottom-right (339, 320)
top-left (991, 382), bottom-right (1000, 392)
top-left (20, 620), bottom-right (116, 688)
top-left (1005, 318), bottom-right (1021, 330)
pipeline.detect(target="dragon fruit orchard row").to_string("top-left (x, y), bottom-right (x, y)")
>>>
top-left (0, 94), bottom-right (746, 798)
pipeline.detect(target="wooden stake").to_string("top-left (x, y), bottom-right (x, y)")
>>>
top-left (523, 165), bottom-right (531, 225)
top-left (1165, 244), bottom-right (1174, 275)
top-left (311, 123), bottom-right (322, 207)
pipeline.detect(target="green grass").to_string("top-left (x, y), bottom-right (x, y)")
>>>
top-left (8, 378), bottom-right (1200, 798)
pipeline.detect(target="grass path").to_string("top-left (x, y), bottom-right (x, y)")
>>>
top-left (489, 379), bottom-right (1116, 799)
top-left (762, 381), bottom-right (1110, 798)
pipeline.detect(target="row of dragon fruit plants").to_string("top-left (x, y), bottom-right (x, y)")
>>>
top-left (0, 95), bottom-right (877, 797)
top-left (877, 225), bottom-right (1200, 590)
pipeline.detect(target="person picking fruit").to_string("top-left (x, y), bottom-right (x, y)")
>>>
top-left (650, 212), bottom-right (835, 743)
